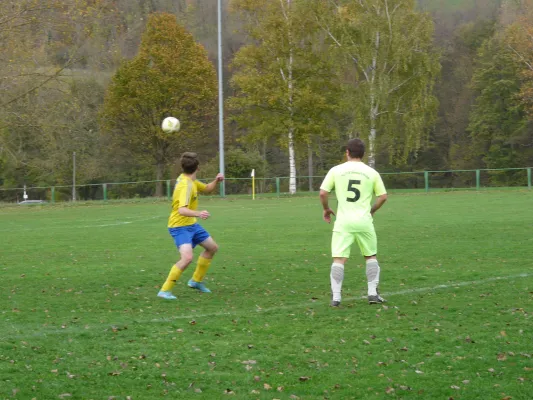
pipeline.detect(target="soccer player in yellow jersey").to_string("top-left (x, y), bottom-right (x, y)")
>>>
top-left (319, 138), bottom-right (388, 306)
top-left (158, 152), bottom-right (224, 300)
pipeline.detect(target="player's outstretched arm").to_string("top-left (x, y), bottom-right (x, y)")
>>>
top-left (178, 207), bottom-right (210, 220)
top-left (370, 194), bottom-right (388, 216)
top-left (203, 173), bottom-right (225, 194)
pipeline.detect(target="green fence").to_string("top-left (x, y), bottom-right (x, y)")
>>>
top-left (1, 167), bottom-right (531, 203)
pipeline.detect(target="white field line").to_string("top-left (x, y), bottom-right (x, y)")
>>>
top-left (150, 272), bottom-right (533, 322)
top-left (3, 272), bottom-right (531, 340)
top-left (80, 215), bottom-right (161, 228)
top-left (0, 215), bottom-right (164, 232)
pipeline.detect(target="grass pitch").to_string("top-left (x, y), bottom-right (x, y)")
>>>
top-left (1, 191), bottom-right (532, 399)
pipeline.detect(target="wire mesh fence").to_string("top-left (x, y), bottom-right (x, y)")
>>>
top-left (1, 167), bottom-right (531, 204)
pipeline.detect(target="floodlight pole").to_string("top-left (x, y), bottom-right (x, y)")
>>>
top-left (218, 0), bottom-right (225, 197)
top-left (72, 151), bottom-right (76, 202)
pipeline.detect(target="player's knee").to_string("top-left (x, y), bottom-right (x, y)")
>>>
top-left (209, 242), bottom-right (219, 255)
top-left (181, 253), bottom-right (194, 265)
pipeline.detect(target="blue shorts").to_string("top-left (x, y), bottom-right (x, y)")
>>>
top-left (169, 224), bottom-right (210, 249)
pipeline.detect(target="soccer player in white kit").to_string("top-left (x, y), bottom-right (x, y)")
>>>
top-left (319, 138), bottom-right (388, 306)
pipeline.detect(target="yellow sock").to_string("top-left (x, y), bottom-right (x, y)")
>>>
top-left (192, 256), bottom-right (212, 282)
top-left (161, 265), bottom-right (183, 292)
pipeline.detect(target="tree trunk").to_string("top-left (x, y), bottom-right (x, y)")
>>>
top-left (288, 127), bottom-right (297, 194)
top-left (368, 126), bottom-right (377, 168)
top-left (286, 0), bottom-right (297, 194)
top-left (368, 29), bottom-right (380, 169)
top-left (155, 161), bottom-right (164, 197)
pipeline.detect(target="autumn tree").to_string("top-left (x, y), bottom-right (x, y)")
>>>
top-left (434, 20), bottom-right (496, 171)
top-left (228, 0), bottom-right (340, 194)
top-left (100, 12), bottom-right (217, 196)
top-left (468, 36), bottom-right (531, 171)
top-left (466, 1), bottom-right (533, 171)
top-left (0, 0), bottom-right (121, 190)
top-left (316, 0), bottom-right (440, 168)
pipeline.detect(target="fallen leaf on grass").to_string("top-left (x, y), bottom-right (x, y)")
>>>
top-left (223, 388), bottom-right (234, 395)
top-left (241, 360), bottom-right (257, 365)
top-left (251, 390), bottom-right (260, 394)
top-left (299, 376), bottom-right (310, 382)
top-left (385, 387), bottom-right (395, 394)
top-left (108, 371), bottom-right (121, 376)
top-left (263, 383), bottom-right (272, 390)
top-left (498, 353), bottom-right (507, 361)
top-left (450, 385), bottom-right (460, 390)
top-left (58, 394), bottom-right (72, 398)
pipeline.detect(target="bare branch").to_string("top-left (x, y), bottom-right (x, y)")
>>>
top-left (507, 44), bottom-right (533, 71)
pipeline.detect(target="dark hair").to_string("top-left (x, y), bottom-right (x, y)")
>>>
top-left (346, 138), bottom-right (365, 159)
top-left (181, 152), bottom-right (199, 174)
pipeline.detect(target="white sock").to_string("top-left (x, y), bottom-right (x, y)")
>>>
top-left (366, 259), bottom-right (380, 296)
top-left (330, 263), bottom-right (344, 302)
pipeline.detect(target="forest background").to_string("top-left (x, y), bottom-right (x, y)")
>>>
top-left (1, 0), bottom-right (533, 199)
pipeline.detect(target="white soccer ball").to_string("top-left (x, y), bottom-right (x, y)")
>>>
top-left (161, 117), bottom-right (180, 133)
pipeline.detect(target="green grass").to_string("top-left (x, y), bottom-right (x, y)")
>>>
top-left (1, 191), bottom-right (533, 399)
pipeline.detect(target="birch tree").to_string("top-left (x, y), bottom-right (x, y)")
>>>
top-left (316, 0), bottom-right (440, 167)
top-left (229, 0), bottom-right (339, 194)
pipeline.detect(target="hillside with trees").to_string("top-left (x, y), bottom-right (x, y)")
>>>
top-left (1, 0), bottom-right (532, 200)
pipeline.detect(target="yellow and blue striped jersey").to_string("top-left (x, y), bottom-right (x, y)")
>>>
top-left (168, 174), bottom-right (207, 228)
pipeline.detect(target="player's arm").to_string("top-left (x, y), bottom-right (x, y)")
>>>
top-left (370, 194), bottom-right (387, 216)
top-left (178, 207), bottom-right (210, 220)
top-left (319, 169), bottom-right (336, 224)
top-left (201, 173), bottom-right (225, 194)
top-left (371, 173), bottom-right (388, 217)
top-left (177, 180), bottom-right (210, 219)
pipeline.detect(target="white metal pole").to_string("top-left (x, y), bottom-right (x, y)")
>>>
top-left (218, 0), bottom-right (225, 197)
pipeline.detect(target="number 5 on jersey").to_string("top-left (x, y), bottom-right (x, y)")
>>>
top-left (347, 180), bottom-right (361, 202)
